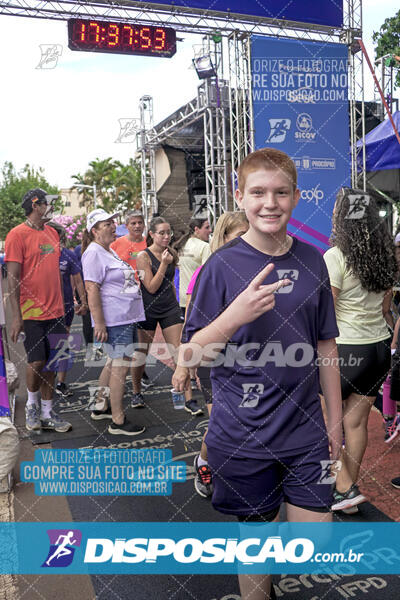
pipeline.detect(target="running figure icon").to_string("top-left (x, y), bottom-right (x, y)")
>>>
top-left (45, 531), bottom-right (77, 566)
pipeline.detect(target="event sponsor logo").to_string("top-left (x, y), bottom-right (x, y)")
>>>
top-left (301, 184), bottom-right (324, 206)
top-left (293, 156), bottom-right (336, 171)
top-left (42, 529), bottom-right (82, 567)
top-left (239, 383), bottom-right (264, 408)
top-left (275, 269), bottom-right (298, 294)
top-left (266, 118), bottom-right (291, 143)
top-left (295, 113), bottom-right (316, 141)
top-left (36, 44), bottom-right (62, 69)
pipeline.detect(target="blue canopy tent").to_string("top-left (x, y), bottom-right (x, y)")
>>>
top-left (357, 110), bottom-right (400, 172)
top-left (357, 111), bottom-right (400, 208)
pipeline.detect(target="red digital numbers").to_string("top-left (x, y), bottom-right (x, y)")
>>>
top-left (68, 19), bottom-right (176, 57)
top-left (154, 28), bottom-right (166, 50)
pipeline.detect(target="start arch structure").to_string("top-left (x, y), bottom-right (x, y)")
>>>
top-left (0, 0), bottom-right (366, 227)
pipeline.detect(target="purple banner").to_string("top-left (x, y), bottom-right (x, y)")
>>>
top-left (0, 329), bottom-right (10, 417)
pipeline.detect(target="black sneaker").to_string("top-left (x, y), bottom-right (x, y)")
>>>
top-left (194, 455), bottom-right (213, 498)
top-left (108, 418), bottom-right (145, 436)
top-left (391, 477), bottom-right (400, 489)
top-left (332, 484), bottom-right (366, 511)
top-left (56, 382), bottom-right (73, 398)
top-left (131, 393), bottom-right (145, 408)
top-left (184, 399), bottom-right (204, 416)
top-left (91, 406), bottom-right (112, 420)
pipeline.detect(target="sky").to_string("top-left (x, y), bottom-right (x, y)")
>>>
top-left (0, 0), bottom-right (399, 189)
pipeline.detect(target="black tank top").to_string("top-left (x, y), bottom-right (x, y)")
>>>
top-left (141, 248), bottom-right (179, 316)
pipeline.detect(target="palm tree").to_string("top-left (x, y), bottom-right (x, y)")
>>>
top-left (71, 158), bottom-right (142, 214)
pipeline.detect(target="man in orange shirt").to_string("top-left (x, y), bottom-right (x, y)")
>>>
top-left (111, 210), bottom-right (147, 274)
top-left (5, 189), bottom-right (72, 434)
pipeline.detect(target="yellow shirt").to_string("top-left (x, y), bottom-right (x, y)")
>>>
top-left (323, 246), bottom-right (390, 344)
top-left (179, 237), bottom-right (211, 307)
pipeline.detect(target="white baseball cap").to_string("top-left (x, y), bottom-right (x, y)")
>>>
top-left (86, 208), bottom-right (120, 232)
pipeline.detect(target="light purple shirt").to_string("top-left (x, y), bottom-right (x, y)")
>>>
top-left (82, 242), bottom-right (145, 327)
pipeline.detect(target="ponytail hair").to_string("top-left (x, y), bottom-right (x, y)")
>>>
top-left (81, 229), bottom-right (95, 254)
top-left (173, 217), bottom-right (209, 253)
top-left (146, 216), bottom-right (178, 266)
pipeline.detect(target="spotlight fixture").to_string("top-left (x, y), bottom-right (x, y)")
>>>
top-left (193, 55), bottom-right (216, 80)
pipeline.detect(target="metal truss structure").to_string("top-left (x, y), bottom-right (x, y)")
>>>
top-left (342, 0), bottom-right (366, 190)
top-left (374, 56), bottom-right (398, 116)
top-left (138, 95), bottom-right (157, 226)
top-left (0, 0), bottom-right (366, 213)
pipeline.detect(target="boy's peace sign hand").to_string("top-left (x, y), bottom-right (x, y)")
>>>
top-left (229, 263), bottom-right (291, 327)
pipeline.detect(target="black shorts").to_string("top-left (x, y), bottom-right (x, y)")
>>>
top-left (137, 309), bottom-right (184, 332)
top-left (64, 304), bottom-right (74, 328)
top-left (338, 339), bottom-right (391, 399)
top-left (208, 443), bottom-right (332, 517)
top-left (23, 318), bottom-right (67, 365)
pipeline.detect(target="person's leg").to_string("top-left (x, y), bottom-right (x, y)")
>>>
top-left (200, 403), bottom-right (212, 461)
top-left (26, 361), bottom-right (46, 394)
top-left (132, 329), bottom-right (155, 394)
top-left (336, 392), bottom-right (375, 492)
top-left (109, 362), bottom-right (130, 424)
top-left (57, 324), bottom-right (71, 388)
top-left (238, 511), bottom-right (280, 600)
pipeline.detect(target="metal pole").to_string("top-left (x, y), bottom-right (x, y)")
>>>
top-left (93, 183), bottom-right (97, 209)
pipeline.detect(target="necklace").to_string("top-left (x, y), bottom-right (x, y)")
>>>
top-left (25, 218), bottom-right (43, 231)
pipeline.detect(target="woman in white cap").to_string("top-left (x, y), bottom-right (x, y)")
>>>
top-left (81, 209), bottom-right (146, 436)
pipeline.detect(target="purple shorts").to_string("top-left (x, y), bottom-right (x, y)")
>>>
top-left (207, 442), bottom-right (333, 517)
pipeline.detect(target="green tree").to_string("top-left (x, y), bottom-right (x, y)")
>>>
top-left (0, 162), bottom-right (59, 239)
top-left (71, 157), bottom-right (142, 214)
top-left (373, 9), bottom-right (400, 89)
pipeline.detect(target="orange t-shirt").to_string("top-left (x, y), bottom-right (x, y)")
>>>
top-left (111, 236), bottom-right (147, 271)
top-left (5, 223), bottom-right (64, 320)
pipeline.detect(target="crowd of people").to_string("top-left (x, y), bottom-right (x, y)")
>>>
top-left (4, 147), bottom-right (400, 600)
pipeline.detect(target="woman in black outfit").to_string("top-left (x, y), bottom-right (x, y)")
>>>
top-left (131, 217), bottom-right (201, 415)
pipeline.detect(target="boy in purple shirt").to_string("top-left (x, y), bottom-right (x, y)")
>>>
top-left (173, 148), bottom-right (342, 600)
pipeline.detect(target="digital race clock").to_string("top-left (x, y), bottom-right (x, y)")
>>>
top-left (68, 19), bottom-right (176, 58)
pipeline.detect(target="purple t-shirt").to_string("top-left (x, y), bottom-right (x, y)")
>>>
top-left (82, 242), bottom-right (145, 327)
top-left (182, 237), bottom-right (339, 459)
top-left (59, 247), bottom-right (80, 308)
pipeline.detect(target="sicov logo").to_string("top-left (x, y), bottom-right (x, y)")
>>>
top-left (267, 118), bottom-right (291, 143)
top-left (42, 529), bottom-right (82, 568)
top-left (295, 113), bottom-right (316, 141)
